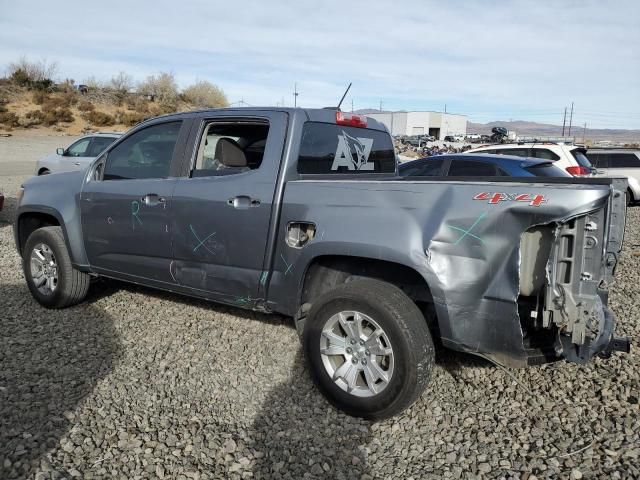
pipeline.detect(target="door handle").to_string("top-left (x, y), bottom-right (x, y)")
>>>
top-left (142, 193), bottom-right (166, 206)
top-left (74, 161), bottom-right (81, 166)
top-left (228, 196), bottom-right (260, 209)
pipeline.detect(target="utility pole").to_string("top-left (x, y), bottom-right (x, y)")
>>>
top-left (562, 107), bottom-right (567, 136)
top-left (351, 99), bottom-right (354, 112)
top-left (293, 83), bottom-right (298, 108)
top-left (568, 102), bottom-right (574, 137)
top-left (444, 104), bottom-right (447, 113)
top-left (379, 100), bottom-right (383, 112)
top-left (583, 122), bottom-right (587, 143)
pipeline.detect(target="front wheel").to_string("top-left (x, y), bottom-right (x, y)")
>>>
top-left (303, 278), bottom-right (434, 420)
top-left (23, 226), bottom-right (90, 308)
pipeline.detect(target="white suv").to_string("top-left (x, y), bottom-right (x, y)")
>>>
top-left (586, 149), bottom-right (640, 205)
top-left (464, 143), bottom-right (594, 177)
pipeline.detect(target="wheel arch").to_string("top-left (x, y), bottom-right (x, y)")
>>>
top-left (15, 208), bottom-right (87, 270)
top-left (295, 254), bottom-right (440, 337)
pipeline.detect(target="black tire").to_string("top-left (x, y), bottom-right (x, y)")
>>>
top-left (303, 278), bottom-right (434, 420)
top-left (627, 189), bottom-right (633, 206)
top-left (23, 226), bottom-right (90, 308)
top-left (38, 169), bottom-right (50, 176)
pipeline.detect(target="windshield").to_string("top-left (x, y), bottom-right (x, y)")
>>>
top-left (571, 149), bottom-right (593, 168)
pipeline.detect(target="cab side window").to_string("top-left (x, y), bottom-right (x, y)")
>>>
top-left (103, 122), bottom-right (181, 180)
top-left (192, 121), bottom-right (269, 177)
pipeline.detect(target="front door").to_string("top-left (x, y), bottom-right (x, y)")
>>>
top-left (81, 120), bottom-right (187, 284)
top-left (170, 112), bottom-right (287, 304)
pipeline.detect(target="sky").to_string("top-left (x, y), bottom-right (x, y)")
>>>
top-left (1, 0), bottom-right (639, 129)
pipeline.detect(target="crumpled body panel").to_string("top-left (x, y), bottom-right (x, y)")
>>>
top-left (271, 178), bottom-right (618, 366)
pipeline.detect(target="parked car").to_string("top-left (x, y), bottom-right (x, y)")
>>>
top-left (586, 148), bottom-right (640, 205)
top-left (405, 134), bottom-right (433, 146)
top-left (465, 143), bottom-right (594, 176)
top-left (35, 133), bottom-right (122, 175)
top-left (14, 108), bottom-right (630, 419)
top-left (443, 135), bottom-right (456, 142)
top-left (399, 154), bottom-right (571, 178)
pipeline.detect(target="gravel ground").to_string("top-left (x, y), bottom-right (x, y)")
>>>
top-left (0, 135), bottom-right (639, 479)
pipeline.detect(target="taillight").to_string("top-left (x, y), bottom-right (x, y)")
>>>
top-left (566, 166), bottom-right (591, 176)
top-left (336, 111), bottom-right (367, 128)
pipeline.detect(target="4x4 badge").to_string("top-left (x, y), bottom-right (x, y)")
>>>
top-left (473, 192), bottom-right (547, 207)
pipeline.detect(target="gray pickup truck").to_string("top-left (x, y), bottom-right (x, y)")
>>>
top-left (14, 107), bottom-right (631, 419)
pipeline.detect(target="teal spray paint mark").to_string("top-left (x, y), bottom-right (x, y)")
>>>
top-left (447, 212), bottom-right (487, 245)
top-left (280, 254), bottom-right (294, 276)
top-left (259, 272), bottom-right (268, 285)
top-left (234, 295), bottom-right (252, 306)
top-left (189, 224), bottom-right (217, 254)
top-left (131, 201), bottom-right (143, 230)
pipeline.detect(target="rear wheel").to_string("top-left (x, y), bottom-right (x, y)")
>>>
top-left (627, 189), bottom-right (633, 206)
top-left (303, 278), bottom-right (434, 420)
top-left (23, 226), bottom-right (90, 308)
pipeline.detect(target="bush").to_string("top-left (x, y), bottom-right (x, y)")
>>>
top-left (78, 100), bottom-right (95, 112)
top-left (137, 72), bottom-right (179, 106)
top-left (41, 93), bottom-right (75, 110)
top-left (19, 110), bottom-right (45, 127)
top-left (0, 111), bottom-right (20, 127)
top-left (182, 80), bottom-right (228, 108)
top-left (125, 95), bottom-right (149, 113)
top-left (83, 110), bottom-right (114, 126)
top-left (42, 108), bottom-right (74, 126)
top-left (32, 91), bottom-right (49, 104)
top-left (7, 57), bottom-right (57, 90)
top-left (122, 111), bottom-right (147, 126)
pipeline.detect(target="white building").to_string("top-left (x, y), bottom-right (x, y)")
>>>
top-left (366, 111), bottom-right (467, 140)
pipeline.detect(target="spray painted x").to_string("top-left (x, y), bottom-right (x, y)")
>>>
top-left (447, 212), bottom-right (487, 245)
top-left (189, 224), bottom-right (217, 254)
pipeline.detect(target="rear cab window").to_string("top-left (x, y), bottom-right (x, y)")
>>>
top-left (297, 122), bottom-right (396, 174)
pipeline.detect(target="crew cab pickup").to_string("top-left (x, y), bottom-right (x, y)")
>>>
top-left (14, 108), bottom-right (631, 419)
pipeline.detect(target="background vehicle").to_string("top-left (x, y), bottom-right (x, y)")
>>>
top-left (35, 133), bottom-right (121, 175)
top-left (404, 134), bottom-right (434, 146)
top-left (466, 142), bottom-right (594, 176)
top-left (399, 154), bottom-right (572, 177)
top-left (14, 108), bottom-right (629, 419)
top-left (586, 148), bottom-right (640, 205)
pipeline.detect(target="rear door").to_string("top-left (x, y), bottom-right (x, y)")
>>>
top-left (170, 111), bottom-right (288, 304)
top-left (81, 120), bottom-right (189, 284)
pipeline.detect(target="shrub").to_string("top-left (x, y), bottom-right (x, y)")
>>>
top-left (83, 110), bottom-right (114, 126)
top-left (122, 111), bottom-right (147, 126)
top-left (109, 72), bottom-right (134, 94)
top-left (125, 95), bottom-right (149, 113)
top-left (0, 111), bottom-right (20, 127)
top-left (43, 107), bottom-right (74, 126)
top-left (7, 57), bottom-right (57, 90)
top-left (182, 80), bottom-right (228, 108)
top-left (78, 100), bottom-right (95, 112)
top-left (32, 91), bottom-right (49, 104)
top-left (137, 72), bottom-right (179, 106)
top-left (42, 94), bottom-right (75, 110)
top-left (19, 110), bottom-right (45, 127)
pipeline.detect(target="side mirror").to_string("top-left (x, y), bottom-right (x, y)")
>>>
top-left (56, 148), bottom-right (65, 156)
